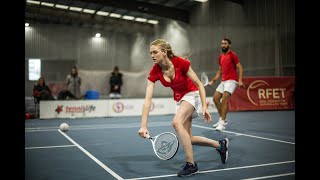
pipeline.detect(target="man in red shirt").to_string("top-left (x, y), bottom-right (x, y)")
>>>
top-left (138, 39), bottom-right (229, 177)
top-left (209, 38), bottom-right (245, 131)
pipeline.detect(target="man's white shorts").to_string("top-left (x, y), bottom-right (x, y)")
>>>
top-left (176, 91), bottom-right (202, 119)
top-left (216, 80), bottom-right (238, 94)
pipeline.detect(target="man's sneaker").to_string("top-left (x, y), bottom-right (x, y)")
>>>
top-left (213, 118), bottom-right (228, 128)
top-left (215, 123), bottom-right (226, 131)
top-left (216, 138), bottom-right (229, 164)
top-left (177, 162), bottom-right (199, 177)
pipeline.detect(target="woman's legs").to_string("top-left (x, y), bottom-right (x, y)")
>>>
top-left (173, 100), bottom-right (195, 164)
top-left (173, 101), bottom-right (221, 164)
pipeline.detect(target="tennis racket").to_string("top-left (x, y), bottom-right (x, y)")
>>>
top-left (146, 132), bottom-right (179, 160)
top-left (201, 72), bottom-right (210, 86)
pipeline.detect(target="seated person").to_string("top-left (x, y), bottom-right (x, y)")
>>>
top-left (58, 89), bottom-right (77, 100)
top-left (109, 66), bottom-right (123, 99)
top-left (33, 77), bottom-right (54, 103)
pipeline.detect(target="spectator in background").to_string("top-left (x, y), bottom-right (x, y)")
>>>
top-left (57, 84), bottom-right (78, 100)
top-left (33, 77), bottom-right (54, 103)
top-left (66, 66), bottom-right (81, 99)
top-left (109, 66), bottom-right (123, 99)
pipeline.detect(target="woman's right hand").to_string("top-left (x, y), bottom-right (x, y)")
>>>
top-left (138, 127), bottom-right (149, 138)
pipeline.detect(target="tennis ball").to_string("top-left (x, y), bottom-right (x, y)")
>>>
top-left (59, 123), bottom-right (69, 132)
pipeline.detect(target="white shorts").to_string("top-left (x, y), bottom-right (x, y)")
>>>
top-left (216, 80), bottom-right (238, 94)
top-left (176, 91), bottom-right (202, 119)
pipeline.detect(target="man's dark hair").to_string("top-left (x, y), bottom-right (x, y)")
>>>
top-left (223, 38), bottom-right (231, 44)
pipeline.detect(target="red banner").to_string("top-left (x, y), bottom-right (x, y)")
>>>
top-left (228, 76), bottom-right (295, 111)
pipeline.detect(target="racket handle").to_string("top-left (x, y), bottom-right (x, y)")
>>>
top-left (146, 134), bottom-right (150, 139)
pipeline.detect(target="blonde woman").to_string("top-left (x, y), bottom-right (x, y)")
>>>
top-left (138, 39), bottom-right (229, 177)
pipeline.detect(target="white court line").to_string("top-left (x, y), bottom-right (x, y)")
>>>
top-left (192, 124), bottom-right (295, 145)
top-left (25, 122), bottom-right (171, 132)
top-left (125, 160), bottom-right (295, 180)
top-left (26, 122), bottom-right (294, 145)
top-left (58, 129), bottom-right (124, 180)
top-left (241, 172), bottom-right (295, 180)
top-left (25, 144), bottom-right (76, 149)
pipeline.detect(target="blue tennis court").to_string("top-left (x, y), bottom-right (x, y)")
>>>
top-left (25, 110), bottom-right (295, 180)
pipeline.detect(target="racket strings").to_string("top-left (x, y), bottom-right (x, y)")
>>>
top-left (154, 134), bottom-right (179, 160)
top-left (201, 73), bottom-right (209, 85)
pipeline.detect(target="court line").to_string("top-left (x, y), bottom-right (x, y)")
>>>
top-left (125, 160), bottom-right (295, 180)
top-left (26, 122), bottom-right (295, 145)
top-left (192, 124), bottom-right (295, 145)
top-left (241, 172), bottom-right (295, 180)
top-left (58, 129), bottom-right (124, 180)
top-left (25, 145), bottom-right (76, 149)
top-left (25, 122), bottom-right (171, 132)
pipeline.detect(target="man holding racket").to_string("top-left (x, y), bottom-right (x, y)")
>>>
top-left (138, 39), bottom-right (229, 177)
top-left (208, 38), bottom-right (245, 131)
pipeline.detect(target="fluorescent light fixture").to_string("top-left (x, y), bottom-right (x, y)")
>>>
top-left (25, 23), bottom-right (30, 27)
top-left (147, 20), bottom-right (159, 24)
top-left (27, 0), bottom-right (40, 5)
top-left (109, 13), bottom-right (121, 18)
top-left (55, 4), bottom-right (68, 9)
top-left (83, 9), bottom-right (95, 14)
top-left (95, 33), bottom-right (101, 38)
top-left (69, 6), bottom-right (83, 12)
top-left (135, 17), bottom-right (147, 22)
top-left (96, 11), bottom-right (109, 16)
top-left (194, 0), bottom-right (208, 2)
top-left (122, 15), bottom-right (135, 21)
top-left (41, 2), bottom-right (54, 7)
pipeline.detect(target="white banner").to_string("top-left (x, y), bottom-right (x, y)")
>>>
top-left (108, 98), bottom-right (176, 117)
top-left (40, 100), bottom-right (108, 119)
top-left (39, 98), bottom-right (217, 119)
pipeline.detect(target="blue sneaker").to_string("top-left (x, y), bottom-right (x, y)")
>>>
top-left (216, 138), bottom-right (229, 164)
top-left (177, 162), bottom-right (199, 177)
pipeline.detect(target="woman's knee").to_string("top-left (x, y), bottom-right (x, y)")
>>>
top-left (190, 136), bottom-right (195, 144)
top-left (172, 119), bottom-right (182, 129)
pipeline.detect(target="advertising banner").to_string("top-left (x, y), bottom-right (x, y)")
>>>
top-left (228, 76), bottom-right (295, 111)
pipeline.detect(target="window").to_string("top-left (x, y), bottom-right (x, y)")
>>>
top-left (28, 59), bottom-right (41, 81)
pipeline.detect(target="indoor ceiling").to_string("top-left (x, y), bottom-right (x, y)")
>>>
top-left (25, 0), bottom-right (204, 34)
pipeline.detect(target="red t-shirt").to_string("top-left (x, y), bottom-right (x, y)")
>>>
top-left (219, 50), bottom-right (239, 81)
top-left (148, 56), bottom-right (198, 102)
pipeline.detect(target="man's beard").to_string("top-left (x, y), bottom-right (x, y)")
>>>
top-left (222, 47), bottom-right (229, 53)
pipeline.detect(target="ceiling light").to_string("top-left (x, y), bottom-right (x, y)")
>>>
top-left (122, 15), bottom-right (135, 21)
top-left (55, 4), bottom-right (68, 9)
top-left (147, 20), bottom-right (159, 25)
top-left (26, 0), bottom-right (40, 5)
top-left (25, 23), bottom-right (30, 27)
top-left (83, 9), bottom-right (95, 14)
top-left (95, 33), bottom-right (101, 38)
top-left (41, 2), bottom-right (54, 7)
top-left (96, 11), bottom-right (110, 16)
top-left (194, 0), bottom-right (208, 2)
top-left (135, 17), bottom-right (147, 22)
top-left (69, 6), bottom-right (83, 12)
top-left (110, 13), bottom-right (121, 18)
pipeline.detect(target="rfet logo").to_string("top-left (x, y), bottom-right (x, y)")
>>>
top-left (112, 102), bottom-right (124, 113)
top-left (247, 80), bottom-right (286, 106)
